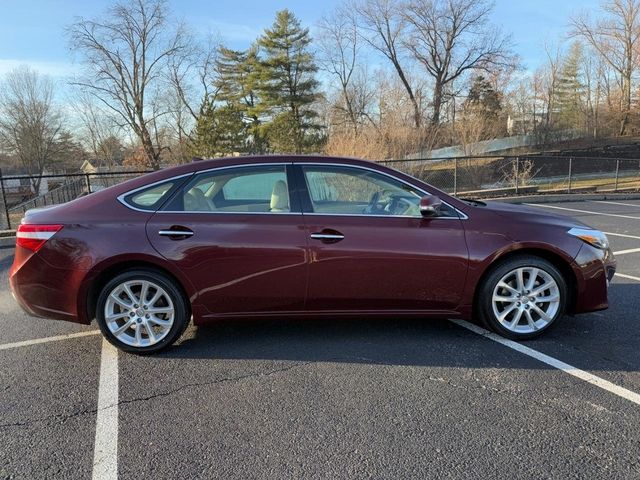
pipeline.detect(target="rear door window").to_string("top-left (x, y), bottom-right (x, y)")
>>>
top-left (162, 165), bottom-right (293, 213)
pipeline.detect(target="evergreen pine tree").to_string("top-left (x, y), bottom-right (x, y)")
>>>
top-left (256, 9), bottom-right (321, 153)
top-left (189, 99), bottom-right (246, 157)
top-left (216, 45), bottom-right (265, 152)
top-left (554, 42), bottom-right (585, 129)
top-left (464, 75), bottom-right (502, 119)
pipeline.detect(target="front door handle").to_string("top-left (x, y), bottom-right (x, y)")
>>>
top-left (310, 230), bottom-right (345, 243)
top-left (158, 226), bottom-right (194, 240)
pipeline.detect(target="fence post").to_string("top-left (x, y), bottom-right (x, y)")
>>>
top-left (453, 157), bottom-right (458, 195)
top-left (85, 173), bottom-right (91, 194)
top-left (615, 159), bottom-right (620, 192)
top-left (568, 157), bottom-right (573, 193)
top-left (0, 168), bottom-right (10, 230)
top-left (514, 157), bottom-right (519, 195)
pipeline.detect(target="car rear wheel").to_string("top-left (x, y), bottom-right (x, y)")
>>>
top-left (478, 256), bottom-right (567, 340)
top-left (96, 269), bottom-right (189, 354)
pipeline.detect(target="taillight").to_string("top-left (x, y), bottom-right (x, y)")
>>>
top-left (16, 224), bottom-right (63, 252)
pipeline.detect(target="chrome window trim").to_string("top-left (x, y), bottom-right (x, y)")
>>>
top-left (297, 162), bottom-right (469, 220)
top-left (117, 160), bottom-right (469, 220)
top-left (118, 163), bottom-right (294, 215)
top-left (159, 210), bottom-right (301, 216)
top-left (117, 173), bottom-right (194, 213)
top-left (302, 212), bottom-right (463, 220)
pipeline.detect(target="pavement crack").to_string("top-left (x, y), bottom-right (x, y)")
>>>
top-left (0, 406), bottom-right (98, 430)
top-left (117, 360), bottom-right (314, 407)
top-left (0, 361), bottom-right (313, 430)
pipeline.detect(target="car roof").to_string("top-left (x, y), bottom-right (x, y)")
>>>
top-left (189, 154), bottom-right (378, 169)
top-left (54, 153), bottom-right (466, 217)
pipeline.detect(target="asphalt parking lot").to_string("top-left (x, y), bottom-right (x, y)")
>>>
top-left (1, 199), bottom-right (640, 479)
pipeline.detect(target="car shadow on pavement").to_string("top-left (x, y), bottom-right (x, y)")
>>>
top-left (157, 282), bottom-right (640, 372)
top-left (163, 316), bottom-right (514, 368)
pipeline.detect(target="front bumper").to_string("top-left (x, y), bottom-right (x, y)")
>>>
top-left (572, 243), bottom-right (616, 314)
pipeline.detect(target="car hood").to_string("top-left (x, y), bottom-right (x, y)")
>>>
top-left (478, 200), bottom-right (591, 229)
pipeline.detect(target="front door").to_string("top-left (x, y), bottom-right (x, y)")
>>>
top-left (146, 163), bottom-right (308, 316)
top-left (296, 164), bottom-right (468, 313)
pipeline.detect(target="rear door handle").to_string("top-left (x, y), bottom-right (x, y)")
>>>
top-left (158, 226), bottom-right (194, 239)
top-left (310, 230), bottom-right (345, 243)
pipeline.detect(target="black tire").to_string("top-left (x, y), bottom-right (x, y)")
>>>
top-left (95, 269), bottom-right (189, 354)
top-left (476, 255), bottom-right (568, 340)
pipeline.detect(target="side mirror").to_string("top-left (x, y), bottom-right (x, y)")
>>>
top-left (419, 195), bottom-right (442, 217)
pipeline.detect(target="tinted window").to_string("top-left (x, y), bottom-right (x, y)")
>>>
top-left (223, 171), bottom-right (286, 200)
top-left (302, 165), bottom-right (457, 217)
top-left (163, 165), bottom-right (291, 213)
top-left (124, 181), bottom-right (175, 211)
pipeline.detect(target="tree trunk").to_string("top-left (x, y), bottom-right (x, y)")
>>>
top-left (431, 81), bottom-right (443, 125)
top-left (390, 59), bottom-right (421, 128)
top-left (619, 71), bottom-right (631, 136)
top-left (139, 124), bottom-right (160, 170)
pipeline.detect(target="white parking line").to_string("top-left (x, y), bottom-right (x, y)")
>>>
top-left (524, 203), bottom-right (640, 220)
top-left (593, 200), bottom-right (640, 208)
top-left (604, 232), bottom-right (640, 240)
top-left (0, 330), bottom-right (101, 351)
top-left (613, 248), bottom-right (640, 256)
top-left (92, 338), bottom-right (119, 480)
top-left (450, 319), bottom-right (640, 406)
top-left (616, 272), bottom-right (640, 282)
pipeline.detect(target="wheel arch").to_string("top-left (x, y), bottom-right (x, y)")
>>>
top-left (81, 256), bottom-right (194, 323)
top-left (472, 247), bottom-right (579, 316)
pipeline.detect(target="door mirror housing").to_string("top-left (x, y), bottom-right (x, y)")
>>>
top-left (419, 195), bottom-right (442, 217)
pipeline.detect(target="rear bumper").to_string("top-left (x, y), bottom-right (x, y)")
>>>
top-left (572, 244), bottom-right (616, 314)
top-left (9, 247), bottom-right (88, 324)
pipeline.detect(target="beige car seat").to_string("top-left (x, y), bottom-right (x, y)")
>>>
top-left (270, 180), bottom-right (290, 212)
top-left (187, 187), bottom-right (210, 211)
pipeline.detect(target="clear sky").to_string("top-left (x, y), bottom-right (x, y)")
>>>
top-left (0, 0), bottom-right (603, 78)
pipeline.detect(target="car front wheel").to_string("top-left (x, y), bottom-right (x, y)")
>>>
top-left (96, 269), bottom-right (189, 354)
top-left (478, 256), bottom-right (568, 340)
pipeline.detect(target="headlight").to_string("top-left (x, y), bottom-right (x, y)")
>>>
top-left (568, 227), bottom-right (609, 250)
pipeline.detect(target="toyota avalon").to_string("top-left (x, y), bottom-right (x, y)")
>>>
top-left (9, 155), bottom-right (616, 353)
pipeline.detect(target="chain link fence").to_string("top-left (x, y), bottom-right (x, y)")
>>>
top-left (380, 155), bottom-right (640, 198)
top-left (0, 156), bottom-right (639, 230)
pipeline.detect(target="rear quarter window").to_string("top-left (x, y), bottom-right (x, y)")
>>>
top-left (122, 181), bottom-right (176, 211)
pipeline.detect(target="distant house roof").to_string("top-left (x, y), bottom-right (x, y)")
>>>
top-left (80, 160), bottom-right (97, 174)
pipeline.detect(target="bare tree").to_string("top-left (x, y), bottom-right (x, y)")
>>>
top-left (352, 0), bottom-right (423, 128)
top-left (317, 7), bottom-right (363, 143)
top-left (73, 91), bottom-right (124, 167)
top-left (402, 0), bottom-right (513, 125)
top-left (541, 44), bottom-right (562, 133)
top-left (68, 0), bottom-right (189, 169)
top-left (166, 33), bottom-right (221, 150)
top-left (582, 50), bottom-right (605, 137)
top-left (0, 66), bottom-right (65, 193)
top-left (571, 0), bottom-right (640, 135)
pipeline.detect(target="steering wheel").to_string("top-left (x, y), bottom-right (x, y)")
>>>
top-left (387, 194), bottom-right (417, 216)
top-left (363, 191), bottom-right (384, 215)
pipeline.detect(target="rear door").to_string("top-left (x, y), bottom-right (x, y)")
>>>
top-left (145, 163), bottom-right (308, 316)
top-left (296, 163), bottom-right (469, 313)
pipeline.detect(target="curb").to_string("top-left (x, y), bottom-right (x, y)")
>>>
top-left (484, 193), bottom-right (640, 204)
top-left (0, 236), bottom-right (15, 248)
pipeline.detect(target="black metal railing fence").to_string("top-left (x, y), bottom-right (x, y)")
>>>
top-left (1, 155), bottom-right (639, 230)
top-left (0, 170), bottom-right (151, 229)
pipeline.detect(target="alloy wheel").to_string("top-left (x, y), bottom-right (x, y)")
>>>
top-left (104, 279), bottom-right (175, 347)
top-left (491, 266), bottom-right (561, 334)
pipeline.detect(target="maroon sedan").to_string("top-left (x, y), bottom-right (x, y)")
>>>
top-left (10, 156), bottom-right (616, 353)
